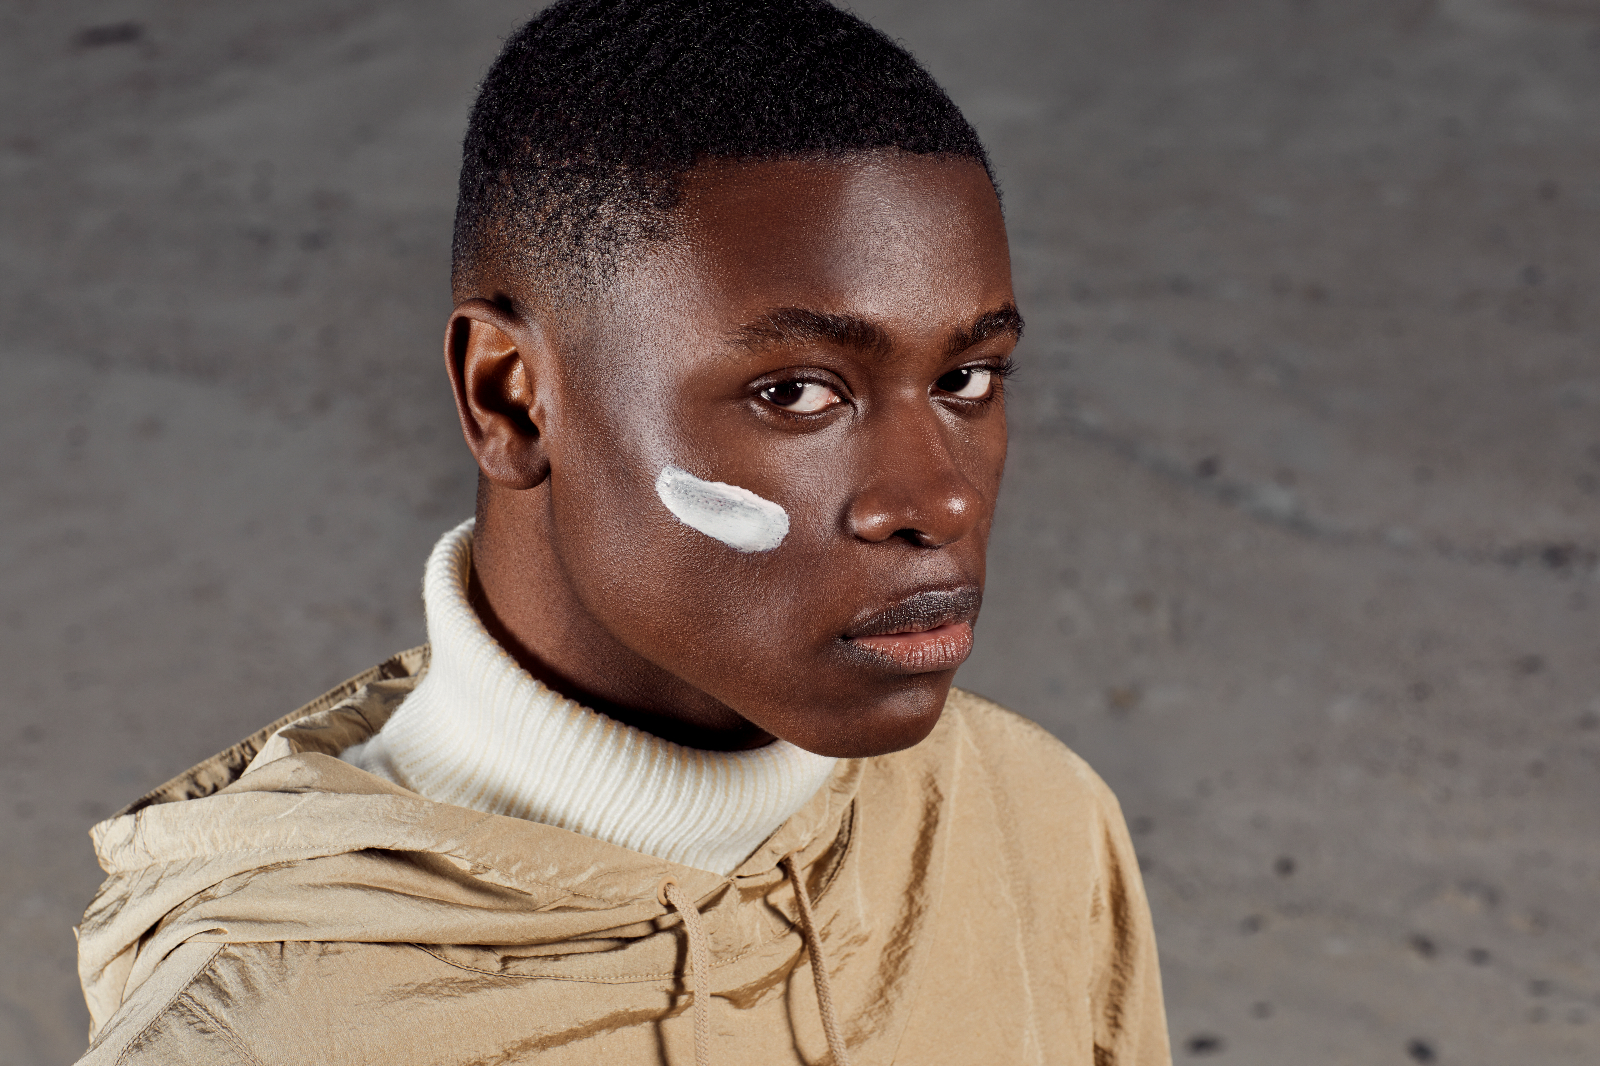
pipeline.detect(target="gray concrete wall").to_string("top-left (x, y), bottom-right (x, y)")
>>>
top-left (3, 1), bottom-right (1596, 1063)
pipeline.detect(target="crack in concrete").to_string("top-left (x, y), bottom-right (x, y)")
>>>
top-left (1032, 406), bottom-right (1600, 579)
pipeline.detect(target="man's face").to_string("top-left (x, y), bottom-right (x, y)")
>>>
top-left (486, 154), bottom-right (1016, 758)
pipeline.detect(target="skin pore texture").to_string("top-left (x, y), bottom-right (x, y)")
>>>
top-left (445, 154), bottom-right (1018, 757)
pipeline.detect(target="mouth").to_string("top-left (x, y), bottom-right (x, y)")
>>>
top-left (842, 587), bottom-right (981, 673)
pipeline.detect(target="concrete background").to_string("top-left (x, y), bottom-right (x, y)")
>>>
top-left (2, 0), bottom-right (1597, 1063)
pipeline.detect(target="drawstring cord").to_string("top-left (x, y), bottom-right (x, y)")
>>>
top-left (782, 853), bottom-right (853, 1066)
top-left (658, 858), bottom-right (851, 1066)
top-left (659, 877), bottom-right (713, 1066)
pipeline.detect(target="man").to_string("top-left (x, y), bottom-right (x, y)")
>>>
top-left (74, 2), bottom-right (1170, 1063)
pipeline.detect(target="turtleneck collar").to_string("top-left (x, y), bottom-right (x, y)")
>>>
top-left (340, 518), bottom-right (839, 875)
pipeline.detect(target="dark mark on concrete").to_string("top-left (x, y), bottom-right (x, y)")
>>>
top-left (73, 22), bottom-right (144, 48)
top-left (1106, 684), bottom-right (1143, 716)
top-left (1407, 1038), bottom-right (1437, 1063)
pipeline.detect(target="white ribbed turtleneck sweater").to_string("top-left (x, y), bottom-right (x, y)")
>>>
top-left (340, 519), bottom-right (838, 876)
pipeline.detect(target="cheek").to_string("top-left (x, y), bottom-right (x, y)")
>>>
top-left (547, 463), bottom-right (823, 666)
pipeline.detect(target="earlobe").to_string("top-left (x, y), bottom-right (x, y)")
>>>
top-left (444, 299), bottom-right (551, 490)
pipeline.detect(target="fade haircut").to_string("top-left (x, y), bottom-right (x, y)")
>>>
top-left (452, 0), bottom-right (993, 306)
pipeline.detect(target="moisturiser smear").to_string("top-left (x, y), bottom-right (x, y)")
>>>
top-left (655, 465), bottom-right (789, 553)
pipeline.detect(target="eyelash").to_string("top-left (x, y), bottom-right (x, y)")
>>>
top-left (940, 357), bottom-right (1019, 403)
top-left (756, 357), bottom-right (1018, 414)
top-left (969, 357), bottom-right (1019, 390)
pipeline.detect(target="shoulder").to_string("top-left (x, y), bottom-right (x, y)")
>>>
top-left (77, 941), bottom-right (446, 1066)
top-left (919, 694), bottom-right (1172, 1066)
top-left (75, 943), bottom-right (254, 1066)
top-left (858, 686), bottom-right (1136, 869)
top-left (934, 686), bottom-right (1125, 816)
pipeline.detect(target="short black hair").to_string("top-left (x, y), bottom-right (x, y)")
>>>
top-left (452, 0), bottom-right (993, 305)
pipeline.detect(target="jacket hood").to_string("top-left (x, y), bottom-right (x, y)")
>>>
top-left (76, 648), bottom-right (864, 1038)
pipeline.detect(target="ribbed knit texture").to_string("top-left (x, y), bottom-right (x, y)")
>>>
top-left (340, 518), bottom-right (838, 875)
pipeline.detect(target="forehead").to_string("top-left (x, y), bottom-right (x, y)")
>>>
top-left (606, 154), bottom-right (1012, 339)
top-left (690, 153), bottom-right (1007, 300)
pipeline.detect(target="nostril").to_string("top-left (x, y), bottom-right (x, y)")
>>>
top-left (846, 474), bottom-right (983, 546)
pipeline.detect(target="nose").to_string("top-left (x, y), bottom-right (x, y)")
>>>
top-left (845, 416), bottom-right (988, 548)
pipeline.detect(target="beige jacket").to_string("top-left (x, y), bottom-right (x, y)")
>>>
top-left (74, 647), bottom-right (1170, 1065)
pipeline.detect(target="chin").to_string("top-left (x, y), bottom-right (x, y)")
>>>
top-left (779, 678), bottom-right (953, 759)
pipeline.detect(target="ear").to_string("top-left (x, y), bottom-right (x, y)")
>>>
top-left (444, 298), bottom-right (551, 490)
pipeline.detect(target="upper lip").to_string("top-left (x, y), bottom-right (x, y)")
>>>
top-left (844, 586), bottom-right (982, 639)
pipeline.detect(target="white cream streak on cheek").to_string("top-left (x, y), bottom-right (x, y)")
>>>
top-left (654, 465), bottom-right (789, 553)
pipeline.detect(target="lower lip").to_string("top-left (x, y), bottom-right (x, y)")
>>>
top-left (848, 621), bottom-right (974, 672)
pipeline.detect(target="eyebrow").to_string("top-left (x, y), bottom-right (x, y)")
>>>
top-left (946, 304), bottom-right (1025, 357)
top-left (731, 303), bottom-right (1024, 357)
top-left (733, 308), bottom-right (891, 356)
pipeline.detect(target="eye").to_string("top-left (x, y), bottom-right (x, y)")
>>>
top-left (759, 380), bottom-right (841, 414)
top-left (934, 367), bottom-right (995, 400)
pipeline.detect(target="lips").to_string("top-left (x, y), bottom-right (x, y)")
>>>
top-left (843, 587), bottom-right (981, 673)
